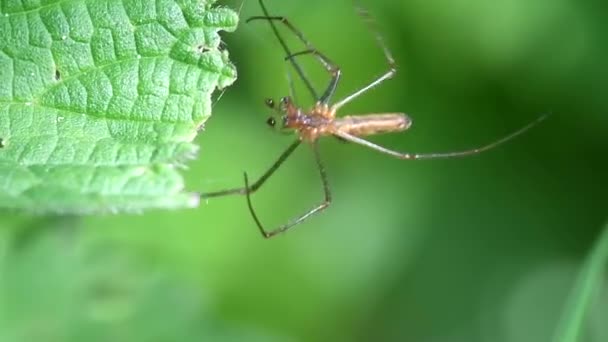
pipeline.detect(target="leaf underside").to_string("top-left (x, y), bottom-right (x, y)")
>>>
top-left (0, 0), bottom-right (237, 213)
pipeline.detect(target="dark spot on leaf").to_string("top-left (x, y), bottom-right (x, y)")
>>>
top-left (55, 69), bottom-right (61, 80)
top-left (0, 138), bottom-right (5, 148)
top-left (197, 45), bottom-right (210, 53)
top-left (218, 41), bottom-right (227, 52)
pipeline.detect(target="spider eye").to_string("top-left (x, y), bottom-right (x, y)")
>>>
top-left (265, 98), bottom-right (275, 108)
top-left (266, 117), bottom-right (276, 127)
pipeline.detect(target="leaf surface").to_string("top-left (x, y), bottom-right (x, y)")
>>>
top-left (0, 0), bottom-right (237, 213)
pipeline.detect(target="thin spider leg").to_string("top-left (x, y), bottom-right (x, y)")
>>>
top-left (199, 140), bottom-right (301, 198)
top-left (244, 141), bottom-right (332, 238)
top-left (332, 114), bottom-right (549, 159)
top-left (285, 67), bottom-right (298, 104)
top-left (332, 69), bottom-right (394, 112)
top-left (354, 1), bottom-right (396, 70)
top-left (248, 11), bottom-right (341, 103)
top-left (248, 0), bottom-right (318, 100)
top-left (286, 49), bottom-right (339, 79)
top-left (332, 2), bottom-right (397, 111)
top-left (283, 49), bottom-right (341, 104)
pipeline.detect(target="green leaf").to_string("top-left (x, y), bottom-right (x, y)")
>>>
top-left (552, 220), bottom-right (608, 342)
top-left (0, 0), bottom-right (237, 213)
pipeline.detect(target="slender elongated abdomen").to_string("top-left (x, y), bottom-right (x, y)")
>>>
top-left (333, 113), bottom-right (411, 136)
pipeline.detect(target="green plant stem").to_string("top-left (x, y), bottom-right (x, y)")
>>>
top-left (552, 219), bottom-right (608, 342)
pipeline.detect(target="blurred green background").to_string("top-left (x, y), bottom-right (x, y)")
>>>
top-left (1, 0), bottom-right (607, 341)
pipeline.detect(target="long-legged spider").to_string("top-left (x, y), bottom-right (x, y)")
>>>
top-left (200, 0), bottom-right (548, 238)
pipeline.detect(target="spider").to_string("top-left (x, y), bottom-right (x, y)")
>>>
top-left (200, 0), bottom-right (548, 238)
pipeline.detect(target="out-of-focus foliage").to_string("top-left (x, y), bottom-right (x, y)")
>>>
top-left (1, 0), bottom-right (607, 341)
